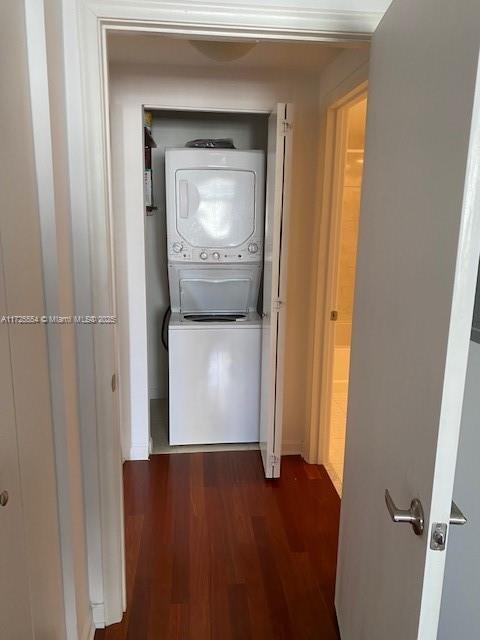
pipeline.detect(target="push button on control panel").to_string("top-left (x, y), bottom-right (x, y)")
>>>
top-left (200, 251), bottom-right (208, 260)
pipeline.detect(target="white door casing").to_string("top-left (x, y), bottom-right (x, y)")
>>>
top-left (336, 1), bottom-right (480, 639)
top-left (260, 103), bottom-right (293, 478)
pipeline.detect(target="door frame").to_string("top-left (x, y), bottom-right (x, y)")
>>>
top-left (63, 0), bottom-right (378, 627)
top-left (312, 83), bottom-right (368, 480)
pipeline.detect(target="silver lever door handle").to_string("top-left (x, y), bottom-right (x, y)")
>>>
top-left (450, 501), bottom-right (467, 526)
top-left (385, 489), bottom-right (425, 535)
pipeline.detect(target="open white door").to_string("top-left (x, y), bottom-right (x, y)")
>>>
top-left (336, 1), bottom-right (480, 639)
top-left (260, 103), bottom-right (293, 478)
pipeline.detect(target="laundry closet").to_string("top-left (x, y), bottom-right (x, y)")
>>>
top-left (108, 33), bottom-right (366, 477)
top-left (144, 109), bottom-right (268, 449)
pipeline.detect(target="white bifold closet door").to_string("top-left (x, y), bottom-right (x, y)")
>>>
top-left (336, 0), bottom-right (480, 638)
top-left (259, 103), bottom-right (293, 479)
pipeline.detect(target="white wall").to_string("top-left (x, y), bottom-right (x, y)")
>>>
top-left (0, 1), bottom-right (91, 637)
top-left (438, 340), bottom-right (480, 638)
top-left (0, 3), bottom-right (66, 635)
top-left (146, 111), bottom-right (268, 399)
top-left (109, 55), bottom-right (328, 458)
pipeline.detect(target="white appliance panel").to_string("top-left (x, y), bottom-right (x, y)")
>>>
top-left (166, 148), bottom-right (265, 264)
top-left (175, 169), bottom-right (255, 248)
top-left (180, 278), bottom-right (251, 314)
top-left (168, 315), bottom-right (261, 445)
top-left (168, 263), bottom-right (262, 313)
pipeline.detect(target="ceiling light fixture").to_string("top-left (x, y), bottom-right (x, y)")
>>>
top-left (189, 40), bottom-right (257, 62)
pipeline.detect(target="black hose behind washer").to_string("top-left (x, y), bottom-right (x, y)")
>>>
top-left (161, 306), bottom-right (171, 351)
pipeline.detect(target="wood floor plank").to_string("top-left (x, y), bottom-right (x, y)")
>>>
top-left (97, 453), bottom-right (341, 640)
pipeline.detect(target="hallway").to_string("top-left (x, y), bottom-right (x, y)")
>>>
top-left (95, 452), bottom-right (341, 640)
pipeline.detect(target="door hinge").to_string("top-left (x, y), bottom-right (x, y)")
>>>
top-left (269, 454), bottom-right (281, 467)
top-left (273, 298), bottom-right (284, 312)
top-left (330, 310), bottom-right (338, 321)
top-left (282, 120), bottom-right (292, 135)
top-left (111, 373), bottom-right (117, 392)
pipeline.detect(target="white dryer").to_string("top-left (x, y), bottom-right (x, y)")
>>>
top-left (165, 148), bottom-right (265, 264)
top-left (168, 312), bottom-right (261, 445)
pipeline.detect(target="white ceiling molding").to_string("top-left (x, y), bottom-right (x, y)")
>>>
top-left (85, 0), bottom-right (385, 40)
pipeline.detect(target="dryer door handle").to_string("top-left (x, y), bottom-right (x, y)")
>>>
top-left (179, 180), bottom-right (189, 218)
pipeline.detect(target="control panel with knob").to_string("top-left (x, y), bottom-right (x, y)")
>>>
top-left (167, 241), bottom-right (262, 261)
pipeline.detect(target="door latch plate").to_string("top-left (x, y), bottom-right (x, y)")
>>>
top-left (430, 522), bottom-right (448, 551)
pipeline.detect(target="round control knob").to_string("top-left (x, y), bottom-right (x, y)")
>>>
top-left (212, 252), bottom-right (220, 260)
top-left (172, 242), bottom-right (183, 254)
top-left (200, 251), bottom-right (208, 260)
top-left (248, 242), bottom-right (259, 254)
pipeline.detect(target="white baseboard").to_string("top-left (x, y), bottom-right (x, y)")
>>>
top-left (128, 443), bottom-right (150, 460)
top-left (324, 461), bottom-right (342, 497)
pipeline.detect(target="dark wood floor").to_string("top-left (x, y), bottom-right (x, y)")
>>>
top-left (95, 452), bottom-right (341, 640)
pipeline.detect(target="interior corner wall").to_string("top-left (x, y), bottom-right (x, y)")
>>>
top-left (20, 0), bottom-right (93, 636)
top-left (41, 1), bottom-right (92, 636)
top-left (303, 47), bottom-right (370, 463)
top-left (109, 59), bottom-right (325, 459)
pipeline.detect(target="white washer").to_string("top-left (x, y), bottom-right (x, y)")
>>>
top-left (168, 312), bottom-right (261, 445)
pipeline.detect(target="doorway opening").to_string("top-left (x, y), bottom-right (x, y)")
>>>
top-left (321, 91), bottom-right (368, 495)
top-left (105, 27), bottom-right (368, 633)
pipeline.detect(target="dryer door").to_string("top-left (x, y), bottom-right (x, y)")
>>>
top-left (175, 168), bottom-right (255, 248)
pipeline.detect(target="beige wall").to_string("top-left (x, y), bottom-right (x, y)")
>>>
top-left (0, 1), bottom-right (92, 637)
top-left (0, 1), bottom-right (66, 636)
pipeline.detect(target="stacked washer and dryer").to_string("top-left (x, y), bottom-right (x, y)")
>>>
top-left (165, 147), bottom-right (265, 445)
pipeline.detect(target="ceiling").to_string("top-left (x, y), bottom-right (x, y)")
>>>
top-left (107, 32), bottom-right (351, 73)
